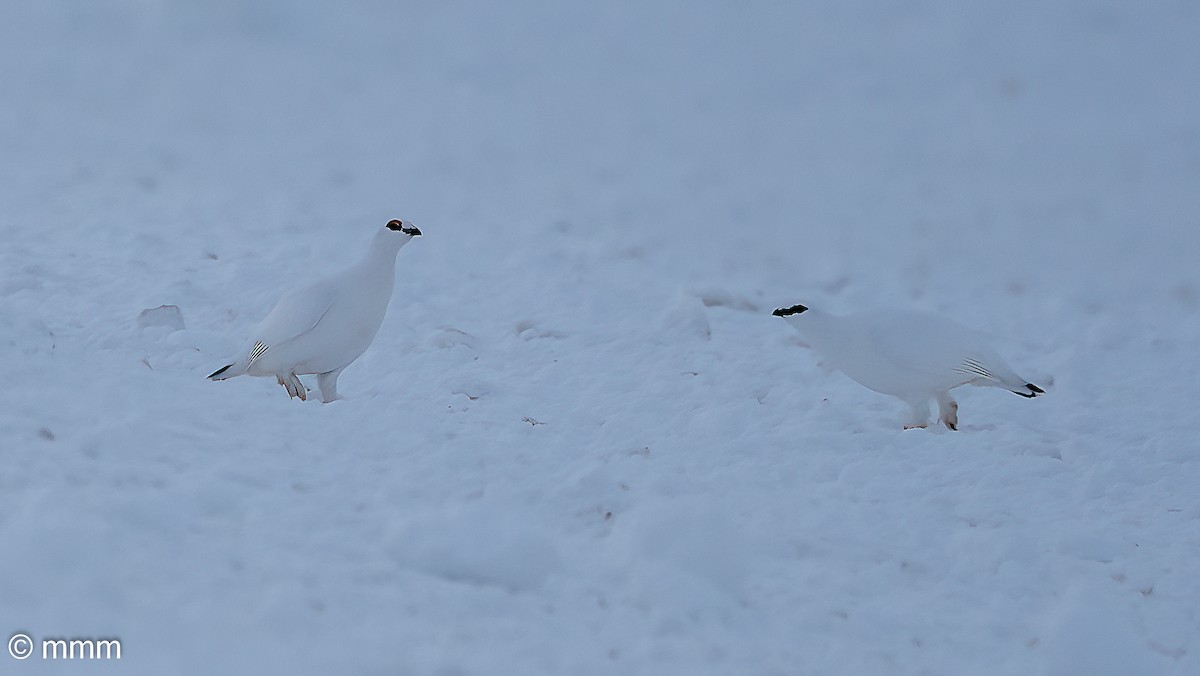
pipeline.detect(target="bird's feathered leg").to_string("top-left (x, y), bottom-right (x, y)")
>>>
top-left (288, 372), bottom-right (307, 401)
top-left (276, 374), bottom-right (295, 399)
top-left (275, 373), bottom-right (306, 400)
top-left (902, 397), bottom-right (931, 430)
top-left (317, 367), bottom-right (345, 403)
top-left (936, 391), bottom-right (959, 431)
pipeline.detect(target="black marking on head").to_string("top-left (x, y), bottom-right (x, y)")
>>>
top-left (772, 304), bottom-right (808, 317)
top-left (208, 364), bottom-right (232, 379)
top-left (387, 219), bottom-right (421, 236)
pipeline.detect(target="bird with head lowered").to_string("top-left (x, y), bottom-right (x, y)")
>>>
top-left (772, 303), bottom-right (1044, 430)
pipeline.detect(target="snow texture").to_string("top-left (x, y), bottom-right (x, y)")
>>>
top-left (2, 1), bottom-right (1198, 674)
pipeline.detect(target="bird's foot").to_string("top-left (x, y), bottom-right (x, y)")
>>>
top-left (939, 407), bottom-right (959, 431)
top-left (291, 373), bottom-right (307, 401)
top-left (902, 423), bottom-right (928, 430)
top-left (281, 376), bottom-right (297, 399)
top-left (277, 373), bottom-right (307, 400)
top-left (936, 395), bottom-right (959, 431)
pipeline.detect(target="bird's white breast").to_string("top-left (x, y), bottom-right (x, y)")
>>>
top-left (247, 256), bottom-right (397, 376)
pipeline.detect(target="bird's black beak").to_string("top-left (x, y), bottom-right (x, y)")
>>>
top-left (402, 226), bottom-right (421, 237)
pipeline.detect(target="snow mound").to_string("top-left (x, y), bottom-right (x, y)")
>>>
top-left (389, 505), bottom-right (563, 592)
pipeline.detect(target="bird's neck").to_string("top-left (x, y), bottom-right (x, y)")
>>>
top-left (783, 308), bottom-right (839, 345)
top-left (360, 230), bottom-right (409, 270)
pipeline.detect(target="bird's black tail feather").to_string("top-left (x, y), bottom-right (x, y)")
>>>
top-left (208, 364), bottom-right (233, 379)
top-left (1012, 383), bottom-right (1045, 398)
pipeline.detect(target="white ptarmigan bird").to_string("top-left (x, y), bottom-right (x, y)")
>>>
top-left (208, 219), bottom-right (421, 402)
top-left (772, 303), bottom-right (1043, 429)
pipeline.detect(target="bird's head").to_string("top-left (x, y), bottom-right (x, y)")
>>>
top-left (386, 219), bottom-right (422, 237)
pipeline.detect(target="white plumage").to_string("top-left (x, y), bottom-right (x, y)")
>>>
top-left (773, 303), bottom-right (1043, 429)
top-left (208, 219), bottom-right (422, 402)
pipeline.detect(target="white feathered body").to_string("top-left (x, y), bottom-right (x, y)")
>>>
top-left (776, 305), bottom-right (1042, 428)
top-left (209, 223), bottom-right (419, 401)
top-left (241, 255), bottom-right (395, 377)
top-left (798, 310), bottom-right (1026, 398)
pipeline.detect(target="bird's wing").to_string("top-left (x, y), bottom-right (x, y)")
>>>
top-left (248, 281), bottom-right (338, 359)
top-left (865, 313), bottom-right (981, 389)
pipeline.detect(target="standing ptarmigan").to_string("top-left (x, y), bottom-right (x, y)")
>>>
top-left (208, 219), bottom-right (421, 402)
top-left (772, 303), bottom-right (1043, 429)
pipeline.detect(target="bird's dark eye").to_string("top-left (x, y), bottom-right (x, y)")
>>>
top-left (386, 220), bottom-right (403, 230)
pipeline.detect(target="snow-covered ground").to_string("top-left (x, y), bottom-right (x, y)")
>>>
top-left (3, 1), bottom-right (1198, 674)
